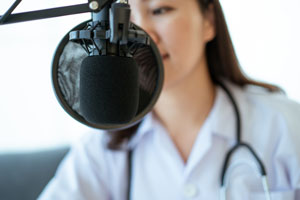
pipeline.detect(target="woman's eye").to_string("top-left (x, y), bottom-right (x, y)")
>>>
top-left (152, 7), bottom-right (173, 15)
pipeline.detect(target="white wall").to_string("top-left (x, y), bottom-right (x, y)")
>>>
top-left (0, 0), bottom-right (299, 152)
top-left (220, 0), bottom-right (300, 100)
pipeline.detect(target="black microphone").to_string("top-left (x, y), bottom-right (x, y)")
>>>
top-left (51, 1), bottom-right (163, 130)
top-left (71, 2), bottom-right (140, 124)
top-left (80, 55), bottom-right (139, 124)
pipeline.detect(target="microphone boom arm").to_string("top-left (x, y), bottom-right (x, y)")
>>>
top-left (0, 0), bottom-right (114, 25)
top-left (0, 0), bottom-right (150, 56)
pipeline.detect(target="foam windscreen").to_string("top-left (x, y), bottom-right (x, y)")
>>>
top-left (80, 55), bottom-right (139, 124)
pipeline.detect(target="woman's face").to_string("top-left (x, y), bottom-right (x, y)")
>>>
top-left (129, 0), bottom-right (215, 90)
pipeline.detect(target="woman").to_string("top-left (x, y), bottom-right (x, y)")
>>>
top-left (39, 0), bottom-right (300, 199)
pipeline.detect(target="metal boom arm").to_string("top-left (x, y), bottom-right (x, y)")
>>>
top-left (0, 0), bottom-right (113, 25)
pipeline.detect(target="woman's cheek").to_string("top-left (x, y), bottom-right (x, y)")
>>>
top-left (160, 21), bottom-right (185, 51)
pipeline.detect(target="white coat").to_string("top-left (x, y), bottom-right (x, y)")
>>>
top-left (39, 83), bottom-right (300, 200)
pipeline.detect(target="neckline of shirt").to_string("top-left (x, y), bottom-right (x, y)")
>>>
top-left (129, 82), bottom-right (243, 149)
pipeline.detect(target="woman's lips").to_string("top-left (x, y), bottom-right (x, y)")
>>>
top-left (162, 54), bottom-right (169, 60)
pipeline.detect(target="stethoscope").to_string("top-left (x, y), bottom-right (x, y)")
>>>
top-left (125, 81), bottom-right (272, 200)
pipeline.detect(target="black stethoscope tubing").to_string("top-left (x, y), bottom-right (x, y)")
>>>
top-left (126, 81), bottom-right (267, 199)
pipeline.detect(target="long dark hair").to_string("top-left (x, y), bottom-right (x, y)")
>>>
top-left (107, 0), bottom-right (280, 150)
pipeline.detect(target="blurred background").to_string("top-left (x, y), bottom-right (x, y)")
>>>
top-left (0, 0), bottom-right (299, 152)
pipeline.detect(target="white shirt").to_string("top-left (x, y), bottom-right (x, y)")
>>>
top-left (39, 83), bottom-right (300, 200)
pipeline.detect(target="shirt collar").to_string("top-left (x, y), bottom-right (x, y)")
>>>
top-left (129, 81), bottom-right (245, 148)
top-left (128, 112), bottom-right (157, 149)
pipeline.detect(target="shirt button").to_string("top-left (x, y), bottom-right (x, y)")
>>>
top-left (183, 184), bottom-right (198, 198)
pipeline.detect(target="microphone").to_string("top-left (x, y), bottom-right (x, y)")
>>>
top-left (72, 2), bottom-right (140, 124)
top-left (80, 55), bottom-right (139, 124)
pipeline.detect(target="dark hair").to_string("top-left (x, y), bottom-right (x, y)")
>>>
top-left (107, 0), bottom-right (280, 150)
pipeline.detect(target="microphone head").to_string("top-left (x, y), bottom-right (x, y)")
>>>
top-left (80, 55), bottom-right (139, 124)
